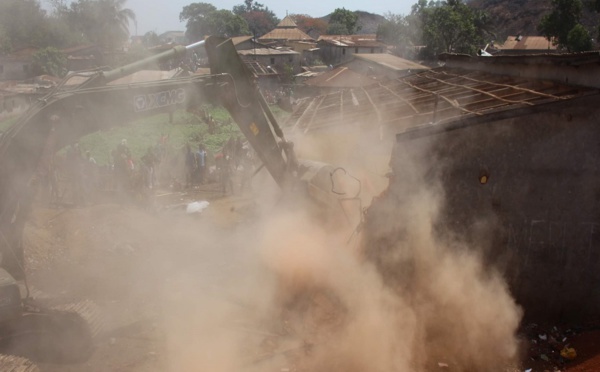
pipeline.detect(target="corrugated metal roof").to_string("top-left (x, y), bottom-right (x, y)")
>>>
top-left (497, 36), bottom-right (557, 50)
top-left (259, 28), bottom-right (313, 41)
top-left (277, 16), bottom-right (298, 28)
top-left (285, 66), bottom-right (597, 133)
top-left (319, 34), bottom-right (378, 42)
top-left (317, 35), bottom-right (386, 48)
top-left (353, 54), bottom-right (429, 71)
top-left (238, 48), bottom-right (299, 56)
top-left (232, 36), bottom-right (253, 45)
top-left (0, 47), bottom-right (37, 61)
top-left (244, 60), bottom-right (278, 75)
top-left (304, 67), bottom-right (376, 87)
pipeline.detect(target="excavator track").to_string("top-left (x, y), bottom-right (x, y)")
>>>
top-left (0, 354), bottom-right (39, 372)
top-left (0, 297), bottom-right (104, 364)
top-left (50, 299), bottom-right (105, 339)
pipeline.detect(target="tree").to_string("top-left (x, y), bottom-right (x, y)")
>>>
top-left (0, 25), bottom-right (13, 54)
top-left (59, 0), bottom-right (136, 50)
top-left (180, 2), bottom-right (218, 40)
top-left (207, 10), bottom-right (251, 37)
top-left (180, 3), bottom-right (249, 40)
top-left (31, 47), bottom-right (67, 77)
top-left (291, 14), bottom-right (328, 37)
top-left (232, 0), bottom-right (278, 37)
top-left (377, 13), bottom-right (410, 47)
top-left (419, 0), bottom-right (487, 57)
top-left (97, 0), bottom-right (136, 49)
top-left (142, 31), bottom-right (161, 47)
top-left (0, 0), bottom-right (49, 51)
top-left (567, 23), bottom-right (593, 50)
top-left (538, 0), bottom-right (593, 51)
top-left (327, 8), bottom-right (359, 35)
top-left (326, 23), bottom-right (351, 35)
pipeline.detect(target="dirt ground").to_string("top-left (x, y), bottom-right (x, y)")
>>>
top-left (23, 184), bottom-right (263, 371)
top-left (16, 182), bottom-right (600, 372)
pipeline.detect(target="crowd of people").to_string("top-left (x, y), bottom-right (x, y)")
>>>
top-left (40, 133), bottom-right (256, 207)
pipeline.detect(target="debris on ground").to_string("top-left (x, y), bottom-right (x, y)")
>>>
top-left (186, 200), bottom-right (210, 214)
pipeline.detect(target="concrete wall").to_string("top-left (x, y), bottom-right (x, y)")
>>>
top-left (445, 56), bottom-right (600, 89)
top-left (365, 94), bottom-right (600, 321)
top-left (318, 44), bottom-right (385, 65)
top-left (346, 57), bottom-right (420, 79)
top-left (0, 59), bottom-right (31, 81)
top-left (241, 53), bottom-right (301, 74)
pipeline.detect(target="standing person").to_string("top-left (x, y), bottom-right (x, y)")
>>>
top-left (234, 137), bottom-right (244, 169)
top-left (215, 152), bottom-right (233, 195)
top-left (114, 139), bottom-right (131, 200)
top-left (196, 144), bottom-right (207, 185)
top-left (83, 151), bottom-right (98, 202)
top-left (239, 146), bottom-right (255, 194)
top-left (141, 146), bottom-right (156, 190)
top-left (184, 144), bottom-right (195, 188)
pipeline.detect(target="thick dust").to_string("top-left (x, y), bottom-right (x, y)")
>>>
top-left (21, 116), bottom-right (522, 371)
top-left (154, 126), bottom-right (522, 371)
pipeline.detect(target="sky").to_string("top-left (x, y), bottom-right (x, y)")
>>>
top-left (45, 0), bottom-right (416, 36)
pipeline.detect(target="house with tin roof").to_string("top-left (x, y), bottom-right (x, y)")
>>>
top-left (238, 48), bottom-right (301, 74)
top-left (492, 35), bottom-right (558, 55)
top-left (259, 16), bottom-right (314, 44)
top-left (317, 34), bottom-right (387, 65)
top-left (347, 53), bottom-right (429, 78)
top-left (231, 36), bottom-right (271, 51)
top-left (0, 47), bottom-right (37, 81)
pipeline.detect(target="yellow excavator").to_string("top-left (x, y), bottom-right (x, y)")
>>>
top-left (0, 37), bottom-right (359, 369)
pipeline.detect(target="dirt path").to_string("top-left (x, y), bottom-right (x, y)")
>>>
top-left (23, 189), bottom-right (261, 372)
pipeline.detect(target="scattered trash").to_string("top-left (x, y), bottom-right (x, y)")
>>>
top-left (540, 354), bottom-right (549, 361)
top-left (186, 200), bottom-right (210, 214)
top-left (560, 346), bottom-right (576, 360)
top-left (524, 369), bottom-right (532, 372)
top-left (438, 362), bottom-right (449, 368)
top-left (539, 334), bottom-right (547, 341)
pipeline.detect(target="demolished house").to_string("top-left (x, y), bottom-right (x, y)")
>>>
top-left (287, 51), bottom-right (600, 321)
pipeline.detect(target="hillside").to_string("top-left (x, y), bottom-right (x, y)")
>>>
top-left (468, 0), bottom-right (600, 42)
top-left (355, 11), bottom-right (387, 34)
top-left (468, 0), bottom-right (550, 39)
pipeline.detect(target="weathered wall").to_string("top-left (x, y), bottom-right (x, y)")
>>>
top-left (445, 54), bottom-right (600, 89)
top-left (365, 95), bottom-right (600, 321)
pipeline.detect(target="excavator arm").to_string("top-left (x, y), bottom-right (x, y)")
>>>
top-left (0, 38), bottom-right (302, 279)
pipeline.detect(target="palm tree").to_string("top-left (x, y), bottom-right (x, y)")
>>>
top-left (97, 0), bottom-right (137, 50)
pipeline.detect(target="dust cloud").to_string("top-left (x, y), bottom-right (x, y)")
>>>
top-left (18, 107), bottom-right (522, 371)
top-left (152, 123), bottom-right (522, 371)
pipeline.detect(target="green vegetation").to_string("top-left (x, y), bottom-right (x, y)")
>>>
top-left (31, 47), bottom-right (67, 77)
top-left (378, 0), bottom-right (493, 58)
top-left (538, 0), bottom-right (593, 51)
top-left (0, 117), bottom-right (18, 133)
top-left (0, 0), bottom-right (135, 54)
top-left (76, 106), bottom-right (238, 165)
top-left (327, 8), bottom-right (360, 35)
top-left (74, 103), bottom-right (288, 166)
top-left (179, 3), bottom-right (250, 41)
top-left (51, 0), bottom-right (136, 51)
top-left (233, 0), bottom-right (279, 37)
